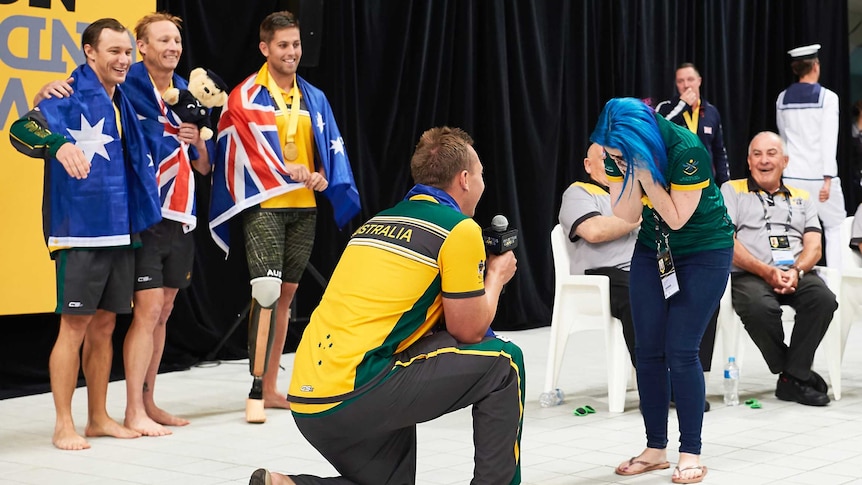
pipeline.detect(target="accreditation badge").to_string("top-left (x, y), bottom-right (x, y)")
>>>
top-left (658, 248), bottom-right (680, 299)
top-left (769, 234), bottom-right (794, 266)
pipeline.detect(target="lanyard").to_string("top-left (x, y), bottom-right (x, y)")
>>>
top-left (682, 100), bottom-right (700, 133)
top-left (266, 75), bottom-right (301, 145)
top-left (754, 191), bottom-right (792, 233)
top-left (147, 72), bottom-right (173, 97)
top-left (652, 210), bottom-right (671, 256)
top-left (286, 84), bottom-right (300, 143)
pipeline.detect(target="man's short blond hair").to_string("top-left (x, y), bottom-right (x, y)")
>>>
top-left (134, 12), bottom-right (182, 43)
top-left (410, 127), bottom-right (475, 188)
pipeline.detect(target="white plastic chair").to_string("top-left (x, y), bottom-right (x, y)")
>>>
top-left (717, 265), bottom-right (843, 400)
top-left (839, 216), bottom-right (862, 361)
top-left (543, 224), bottom-right (633, 412)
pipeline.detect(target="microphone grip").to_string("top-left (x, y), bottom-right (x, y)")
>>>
top-left (483, 227), bottom-right (519, 255)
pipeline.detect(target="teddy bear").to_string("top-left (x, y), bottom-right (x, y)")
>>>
top-left (162, 67), bottom-right (229, 141)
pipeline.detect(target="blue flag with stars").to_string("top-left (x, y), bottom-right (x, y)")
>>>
top-left (37, 63), bottom-right (161, 252)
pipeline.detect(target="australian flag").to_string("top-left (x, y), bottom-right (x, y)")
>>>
top-left (124, 62), bottom-right (208, 231)
top-left (36, 63), bottom-right (161, 252)
top-left (209, 73), bottom-right (360, 256)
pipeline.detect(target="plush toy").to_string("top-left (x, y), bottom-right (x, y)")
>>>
top-left (162, 67), bottom-right (229, 141)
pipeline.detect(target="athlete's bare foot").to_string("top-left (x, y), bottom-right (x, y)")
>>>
top-left (85, 418), bottom-right (141, 439)
top-left (145, 404), bottom-right (190, 427)
top-left (124, 414), bottom-right (172, 437)
top-left (263, 392), bottom-right (291, 410)
top-left (53, 425), bottom-right (90, 450)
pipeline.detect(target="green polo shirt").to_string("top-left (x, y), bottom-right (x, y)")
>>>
top-left (603, 114), bottom-right (734, 255)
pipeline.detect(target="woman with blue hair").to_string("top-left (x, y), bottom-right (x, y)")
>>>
top-left (591, 98), bottom-right (733, 484)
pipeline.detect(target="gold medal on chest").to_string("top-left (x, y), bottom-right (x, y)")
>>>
top-left (284, 142), bottom-right (299, 161)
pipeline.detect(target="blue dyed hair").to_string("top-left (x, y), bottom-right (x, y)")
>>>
top-left (589, 97), bottom-right (668, 188)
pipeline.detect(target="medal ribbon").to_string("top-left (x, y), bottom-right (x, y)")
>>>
top-left (266, 73), bottom-right (301, 149)
top-left (286, 83), bottom-right (300, 144)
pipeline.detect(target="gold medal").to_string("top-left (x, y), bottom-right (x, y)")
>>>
top-left (284, 142), bottom-right (299, 161)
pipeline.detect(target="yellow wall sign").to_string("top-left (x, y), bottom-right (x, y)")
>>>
top-left (0, 0), bottom-right (155, 315)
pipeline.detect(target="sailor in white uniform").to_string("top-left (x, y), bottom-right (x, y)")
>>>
top-left (776, 43), bottom-right (845, 269)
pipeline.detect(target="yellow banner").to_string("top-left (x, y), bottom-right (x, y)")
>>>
top-left (0, 0), bottom-right (156, 315)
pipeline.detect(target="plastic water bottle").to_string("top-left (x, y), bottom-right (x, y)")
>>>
top-left (539, 388), bottom-right (565, 407)
top-left (723, 357), bottom-right (740, 406)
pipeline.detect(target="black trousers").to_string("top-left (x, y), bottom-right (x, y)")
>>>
top-left (730, 271), bottom-right (837, 380)
top-left (289, 332), bottom-right (525, 485)
top-left (585, 267), bottom-right (718, 371)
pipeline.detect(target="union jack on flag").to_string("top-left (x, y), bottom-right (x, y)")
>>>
top-left (124, 62), bottom-right (203, 231)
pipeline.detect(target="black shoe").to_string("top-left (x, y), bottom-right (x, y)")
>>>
top-left (775, 373), bottom-right (829, 406)
top-left (806, 370), bottom-right (829, 394)
top-left (249, 468), bottom-right (272, 485)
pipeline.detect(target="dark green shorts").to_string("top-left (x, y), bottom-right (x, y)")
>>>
top-left (243, 209), bottom-right (316, 283)
top-left (55, 248), bottom-right (134, 315)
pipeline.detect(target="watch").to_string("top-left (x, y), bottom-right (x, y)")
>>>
top-left (791, 265), bottom-right (804, 279)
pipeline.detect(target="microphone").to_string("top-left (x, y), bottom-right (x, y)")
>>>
top-left (482, 215), bottom-right (518, 335)
top-left (483, 214), bottom-right (519, 255)
top-left (491, 214), bottom-right (508, 232)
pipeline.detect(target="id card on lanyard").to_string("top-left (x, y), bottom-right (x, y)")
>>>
top-left (756, 191), bottom-right (794, 267)
top-left (654, 211), bottom-right (680, 299)
top-left (770, 235), bottom-right (794, 266)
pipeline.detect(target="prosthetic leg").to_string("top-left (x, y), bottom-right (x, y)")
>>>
top-left (246, 277), bottom-right (280, 423)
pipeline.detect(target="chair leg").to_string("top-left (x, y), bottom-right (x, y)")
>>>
top-left (543, 309), bottom-right (570, 395)
top-left (825, 310), bottom-right (842, 400)
top-left (719, 310), bottom-right (740, 369)
top-left (605, 319), bottom-right (628, 413)
top-left (732, 315), bottom-right (746, 372)
top-left (703, 371), bottom-right (710, 398)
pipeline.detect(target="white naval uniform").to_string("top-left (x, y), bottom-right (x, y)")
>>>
top-left (777, 82), bottom-right (846, 268)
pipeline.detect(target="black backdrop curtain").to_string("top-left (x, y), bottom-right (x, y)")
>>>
top-left (1, 0), bottom-right (852, 397)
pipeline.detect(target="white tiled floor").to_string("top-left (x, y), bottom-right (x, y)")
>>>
top-left (2, 324), bottom-right (862, 484)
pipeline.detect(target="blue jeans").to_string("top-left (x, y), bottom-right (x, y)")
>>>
top-left (630, 242), bottom-right (731, 455)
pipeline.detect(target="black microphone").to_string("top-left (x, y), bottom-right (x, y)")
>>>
top-left (483, 214), bottom-right (519, 255)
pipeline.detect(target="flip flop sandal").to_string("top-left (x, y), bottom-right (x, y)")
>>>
top-left (572, 405), bottom-right (596, 416)
top-left (672, 465), bottom-right (708, 484)
top-left (745, 399), bottom-right (762, 409)
top-left (614, 457), bottom-right (671, 476)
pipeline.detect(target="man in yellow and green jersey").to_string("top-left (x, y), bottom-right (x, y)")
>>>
top-left (249, 127), bottom-right (525, 485)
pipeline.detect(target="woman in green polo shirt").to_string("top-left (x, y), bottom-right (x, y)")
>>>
top-left (591, 97), bottom-right (733, 484)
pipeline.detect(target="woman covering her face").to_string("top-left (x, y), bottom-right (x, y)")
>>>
top-left (591, 97), bottom-right (733, 484)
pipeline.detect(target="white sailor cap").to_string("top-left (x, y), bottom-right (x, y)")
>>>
top-left (787, 44), bottom-right (821, 60)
